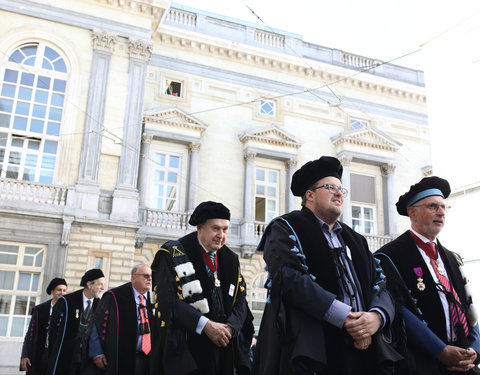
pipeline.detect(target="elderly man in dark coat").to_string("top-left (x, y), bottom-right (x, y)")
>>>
top-left (47, 269), bottom-right (105, 375)
top-left (150, 201), bottom-right (254, 375)
top-left (375, 176), bottom-right (480, 374)
top-left (252, 156), bottom-right (398, 375)
top-left (20, 277), bottom-right (67, 374)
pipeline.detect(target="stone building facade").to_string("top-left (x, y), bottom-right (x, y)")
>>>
top-left (0, 0), bottom-right (430, 368)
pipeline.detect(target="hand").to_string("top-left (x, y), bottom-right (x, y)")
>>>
top-left (438, 345), bottom-right (476, 371)
top-left (20, 357), bottom-right (31, 371)
top-left (93, 355), bottom-right (108, 370)
top-left (354, 336), bottom-right (371, 350)
top-left (203, 320), bottom-right (232, 347)
top-left (344, 311), bottom-right (382, 340)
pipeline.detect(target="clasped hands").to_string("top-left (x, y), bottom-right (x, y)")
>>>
top-left (438, 345), bottom-right (477, 372)
top-left (204, 320), bottom-right (235, 347)
top-left (344, 311), bottom-right (382, 351)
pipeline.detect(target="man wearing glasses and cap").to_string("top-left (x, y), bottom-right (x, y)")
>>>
top-left (47, 269), bottom-right (105, 375)
top-left (20, 277), bottom-right (67, 374)
top-left (252, 156), bottom-right (396, 375)
top-left (150, 201), bottom-right (254, 375)
top-left (376, 176), bottom-right (480, 374)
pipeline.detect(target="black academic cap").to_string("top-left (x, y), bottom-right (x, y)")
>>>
top-left (80, 268), bottom-right (104, 287)
top-left (46, 277), bottom-right (67, 295)
top-left (290, 156), bottom-right (343, 197)
top-left (396, 176), bottom-right (451, 216)
top-left (188, 201), bottom-right (230, 226)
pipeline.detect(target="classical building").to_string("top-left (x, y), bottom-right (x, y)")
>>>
top-left (0, 0), bottom-right (429, 368)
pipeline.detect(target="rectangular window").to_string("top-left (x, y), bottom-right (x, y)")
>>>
top-left (255, 167), bottom-right (279, 223)
top-left (350, 118), bottom-right (370, 130)
top-left (259, 100), bottom-right (275, 116)
top-left (151, 152), bottom-right (181, 211)
top-left (0, 242), bottom-right (45, 338)
top-left (350, 173), bottom-right (376, 234)
top-left (164, 79), bottom-right (182, 97)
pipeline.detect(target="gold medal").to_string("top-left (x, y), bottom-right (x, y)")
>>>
top-left (436, 260), bottom-right (445, 275)
top-left (214, 272), bottom-right (221, 287)
top-left (417, 277), bottom-right (425, 291)
top-left (75, 309), bottom-right (79, 319)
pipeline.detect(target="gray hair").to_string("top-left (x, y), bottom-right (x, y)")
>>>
top-left (131, 263), bottom-right (150, 276)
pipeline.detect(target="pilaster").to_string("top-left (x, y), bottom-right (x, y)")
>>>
top-left (187, 142), bottom-right (201, 211)
top-left (286, 158), bottom-right (297, 212)
top-left (381, 163), bottom-right (397, 236)
top-left (339, 155), bottom-right (353, 226)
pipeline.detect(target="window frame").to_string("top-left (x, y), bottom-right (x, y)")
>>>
top-left (254, 166), bottom-right (280, 223)
top-left (351, 203), bottom-right (377, 235)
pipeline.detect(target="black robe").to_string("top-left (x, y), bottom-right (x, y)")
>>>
top-left (20, 299), bottom-right (52, 375)
top-left (150, 231), bottom-right (254, 375)
top-left (252, 207), bottom-right (398, 375)
top-left (91, 282), bottom-right (153, 375)
top-left (47, 289), bottom-right (99, 375)
top-left (375, 230), bottom-right (480, 374)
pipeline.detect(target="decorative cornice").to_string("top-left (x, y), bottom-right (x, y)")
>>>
top-left (128, 37), bottom-right (153, 61)
top-left (91, 30), bottom-right (117, 52)
top-left (153, 31), bottom-right (426, 104)
top-left (338, 154), bottom-right (353, 166)
top-left (331, 128), bottom-right (402, 153)
top-left (239, 125), bottom-right (301, 149)
top-left (244, 151), bottom-right (256, 161)
top-left (381, 163), bottom-right (396, 176)
top-left (286, 158), bottom-right (297, 169)
top-left (143, 107), bottom-right (207, 133)
top-left (188, 142), bottom-right (201, 153)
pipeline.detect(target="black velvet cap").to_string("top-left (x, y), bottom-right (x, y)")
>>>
top-left (189, 201), bottom-right (230, 225)
top-left (46, 277), bottom-right (67, 295)
top-left (396, 176), bottom-right (451, 216)
top-left (80, 268), bottom-right (104, 287)
top-left (291, 156), bottom-right (343, 197)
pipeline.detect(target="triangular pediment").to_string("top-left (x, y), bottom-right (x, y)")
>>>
top-left (331, 127), bottom-right (401, 152)
top-left (239, 125), bottom-right (301, 149)
top-left (143, 107), bottom-right (207, 134)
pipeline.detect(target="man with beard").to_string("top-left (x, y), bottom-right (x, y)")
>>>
top-left (375, 176), bottom-right (480, 374)
top-left (47, 269), bottom-right (105, 375)
top-left (20, 277), bottom-right (67, 374)
top-left (252, 156), bottom-right (397, 375)
top-left (150, 201), bottom-right (254, 375)
top-left (89, 264), bottom-right (153, 375)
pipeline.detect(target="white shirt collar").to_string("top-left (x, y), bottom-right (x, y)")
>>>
top-left (410, 228), bottom-right (437, 245)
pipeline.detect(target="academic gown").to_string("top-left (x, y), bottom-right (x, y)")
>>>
top-left (252, 207), bottom-right (398, 375)
top-left (47, 289), bottom-right (99, 375)
top-left (375, 230), bottom-right (480, 375)
top-left (91, 282), bottom-right (153, 375)
top-left (20, 299), bottom-right (52, 375)
top-left (150, 231), bottom-right (254, 375)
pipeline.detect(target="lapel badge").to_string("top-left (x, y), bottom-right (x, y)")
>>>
top-left (414, 267), bottom-right (425, 291)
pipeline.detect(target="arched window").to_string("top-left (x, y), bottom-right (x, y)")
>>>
top-left (0, 42), bottom-right (67, 183)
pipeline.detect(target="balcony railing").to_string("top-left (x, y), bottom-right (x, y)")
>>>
top-left (254, 30), bottom-right (285, 49)
top-left (166, 8), bottom-right (197, 27)
top-left (145, 209), bottom-right (190, 230)
top-left (342, 52), bottom-right (375, 69)
top-left (0, 179), bottom-right (68, 206)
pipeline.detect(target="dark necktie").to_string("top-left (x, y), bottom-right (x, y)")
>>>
top-left (81, 300), bottom-right (91, 324)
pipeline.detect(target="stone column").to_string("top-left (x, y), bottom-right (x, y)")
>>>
top-left (381, 163), bottom-right (397, 236)
top-left (285, 158), bottom-right (297, 212)
top-left (187, 142), bottom-right (201, 212)
top-left (74, 31), bottom-right (116, 214)
top-left (137, 134), bottom-right (153, 211)
top-left (111, 38), bottom-right (152, 222)
top-left (241, 151), bottom-right (257, 257)
top-left (339, 155), bottom-right (352, 226)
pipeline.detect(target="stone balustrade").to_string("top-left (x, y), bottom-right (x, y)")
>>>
top-left (0, 179), bottom-right (68, 205)
top-left (145, 209), bottom-right (190, 230)
top-left (254, 30), bottom-right (284, 48)
top-left (342, 52), bottom-right (375, 69)
top-left (166, 8), bottom-right (197, 27)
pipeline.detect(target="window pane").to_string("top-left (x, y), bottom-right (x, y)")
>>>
top-left (352, 220), bottom-right (361, 232)
top-left (43, 141), bottom-right (57, 154)
top-left (48, 108), bottom-right (62, 121)
top-left (34, 90), bottom-right (48, 104)
top-left (15, 102), bottom-right (30, 116)
top-left (31, 274), bottom-right (39, 292)
top-left (30, 119), bottom-right (44, 133)
top-left (352, 206), bottom-right (361, 218)
top-left (155, 154), bottom-right (165, 166)
top-left (34, 252), bottom-right (43, 267)
top-left (23, 256), bottom-right (33, 266)
top-left (255, 185), bottom-right (264, 195)
top-left (1, 84), bottom-right (15, 98)
top-left (25, 154), bottom-right (37, 167)
top-left (37, 76), bottom-right (50, 90)
top-left (20, 73), bottom-right (34, 87)
top-left (13, 116), bottom-right (27, 130)
top-left (267, 186), bottom-right (276, 197)
top-left (0, 254), bottom-right (17, 265)
top-left (0, 98), bottom-right (13, 112)
top-left (155, 184), bottom-right (164, 196)
top-left (46, 122), bottom-right (60, 136)
top-left (0, 295), bottom-right (12, 314)
top-left (9, 51), bottom-right (24, 63)
top-left (32, 105), bottom-right (46, 118)
top-left (18, 87), bottom-right (32, 101)
top-left (51, 93), bottom-right (64, 106)
top-left (53, 79), bottom-right (66, 92)
top-left (169, 156), bottom-right (179, 168)
top-left (0, 244), bottom-right (20, 254)
top-left (167, 172), bottom-right (177, 183)
top-left (6, 165), bottom-right (19, 179)
top-left (0, 317), bottom-right (7, 336)
top-left (166, 186), bottom-right (175, 198)
top-left (17, 273), bottom-right (31, 291)
top-left (14, 296), bottom-right (28, 314)
top-left (0, 271), bottom-right (15, 289)
top-left (10, 317), bottom-right (26, 337)
top-left (255, 169), bottom-right (265, 181)
top-left (364, 208), bottom-right (374, 220)
top-left (364, 221), bottom-right (374, 234)
top-left (44, 46), bottom-right (59, 61)
top-left (4, 69), bottom-right (18, 83)
top-left (154, 171), bottom-right (164, 181)
top-left (255, 197), bottom-right (266, 222)
top-left (267, 200), bottom-right (276, 211)
top-left (53, 59), bottom-right (67, 73)
top-left (38, 170), bottom-right (53, 183)
top-left (41, 155), bottom-right (55, 169)
top-left (155, 198), bottom-right (163, 209)
top-left (8, 151), bottom-right (21, 165)
top-left (0, 114), bottom-right (10, 127)
top-left (268, 171), bottom-right (277, 183)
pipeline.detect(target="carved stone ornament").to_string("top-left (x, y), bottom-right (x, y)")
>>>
top-left (91, 30), bottom-right (117, 52)
top-left (128, 38), bottom-right (153, 61)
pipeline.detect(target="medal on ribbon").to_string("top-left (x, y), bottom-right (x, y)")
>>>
top-left (414, 267), bottom-right (425, 291)
top-left (75, 309), bottom-right (80, 319)
top-left (213, 271), bottom-right (221, 287)
top-left (436, 260), bottom-right (446, 275)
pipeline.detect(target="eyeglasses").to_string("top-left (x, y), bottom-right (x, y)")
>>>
top-left (311, 184), bottom-right (348, 197)
top-left (411, 203), bottom-right (451, 213)
top-left (134, 273), bottom-right (152, 280)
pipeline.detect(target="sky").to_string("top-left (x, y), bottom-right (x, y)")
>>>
top-left (173, 0), bottom-right (480, 71)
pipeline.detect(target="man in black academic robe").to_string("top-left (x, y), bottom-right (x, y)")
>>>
top-left (375, 176), bottom-right (480, 374)
top-left (150, 201), bottom-right (254, 375)
top-left (47, 269), bottom-right (105, 375)
top-left (89, 264), bottom-right (153, 375)
top-left (252, 156), bottom-right (398, 375)
top-left (20, 278), bottom-right (67, 375)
